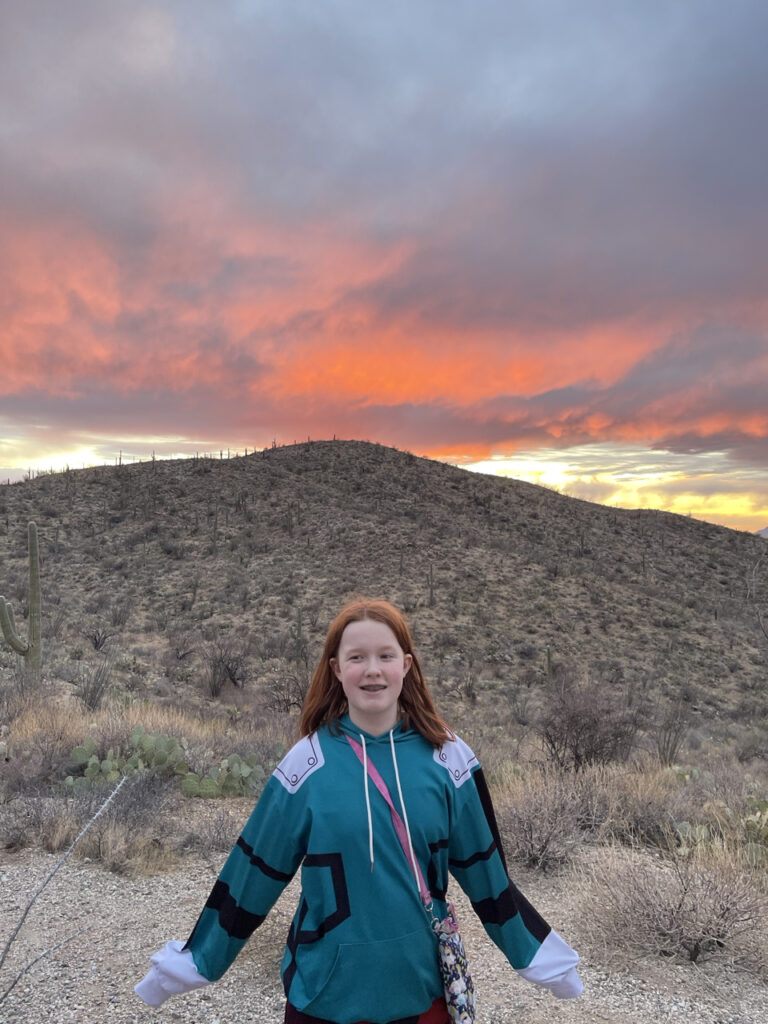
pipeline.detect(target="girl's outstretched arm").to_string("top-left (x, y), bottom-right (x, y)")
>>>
top-left (445, 744), bottom-right (582, 999)
top-left (135, 753), bottom-right (312, 1006)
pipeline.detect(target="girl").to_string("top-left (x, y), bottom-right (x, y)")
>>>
top-left (135, 598), bottom-right (583, 1023)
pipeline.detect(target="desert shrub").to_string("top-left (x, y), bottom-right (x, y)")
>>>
top-left (568, 764), bottom-right (621, 837)
top-left (736, 729), bottom-right (768, 763)
top-left (652, 702), bottom-right (689, 765)
top-left (109, 597), bottom-right (131, 628)
top-left (0, 676), bottom-right (26, 726)
top-left (179, 806), bottom-right (241, 854)
top-left (202, 637), bottom-right (249, 698)
top-left (87, 707), bottom-right (138, 760)
top-left (495, 767), bottom-right (581, 870)
top-left (0, 748), bottom-right (50, 802)
top-left (580, 844), bottom-right (768, 976)
top-left (672, 756), bottom-right (749, 832)
top-left (549, 762), bottom-right (684, 849)
top-left (602, 765), bottom-right (681, 848)
top-left (536, 676), bottom-right (640, 770)
top-left (0, 797), bottom-right (35, 850)
top-left (71, 653), bottom-right (114, 710)
top-left (83, 625), bottom-right (115, 651)
top-left (670, 756), bottom-right (768, 863)
top-left (264, 667), bottom-right (309, 712)
top-left (0, 700), bottom-right (87, 799)
top-left (38, 774), bottom-right (176, 874)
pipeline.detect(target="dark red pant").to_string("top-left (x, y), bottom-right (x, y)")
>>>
top-left (284, 995), bottom-right (450, 1024)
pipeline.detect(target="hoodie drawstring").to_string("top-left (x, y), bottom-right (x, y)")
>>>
top-left (360, 735), bottom-right (375, 871)
top-left (354, 733), bottom-right (421, 892)
top-left (357, 729), bottom-right (420, 894)
top-left (389, 729), bottom-right (421, 893)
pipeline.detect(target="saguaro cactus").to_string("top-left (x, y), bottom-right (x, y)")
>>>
top-left (0, 521), bottom-right (42, 678)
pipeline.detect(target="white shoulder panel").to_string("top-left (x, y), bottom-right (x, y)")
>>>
top-left (272, 733), bottom-right (325, 793)
top-left (433, 735), bottom-right (478, 788)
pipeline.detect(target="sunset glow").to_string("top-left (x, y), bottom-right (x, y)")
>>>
top-left (1, 2), bottom-right (767, 534)
top-left (462, 445), bottom-right (768, 533)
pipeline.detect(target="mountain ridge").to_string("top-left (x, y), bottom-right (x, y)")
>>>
top-left (1, 440), bottom-right (766, 742)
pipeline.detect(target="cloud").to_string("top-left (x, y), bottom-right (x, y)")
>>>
top-left (1, 2), bottom-right (767, 529)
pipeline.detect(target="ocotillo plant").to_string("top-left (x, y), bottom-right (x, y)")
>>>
top-left (0, 521), bottom-right (42, 679)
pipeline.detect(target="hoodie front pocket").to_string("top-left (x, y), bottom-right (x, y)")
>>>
top-left (300, 924), bottom-right (440, 1024)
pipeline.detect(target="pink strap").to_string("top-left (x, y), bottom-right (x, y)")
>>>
top-left (346, 735), bottom-right (431, 905)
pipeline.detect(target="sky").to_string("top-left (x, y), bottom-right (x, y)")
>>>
top-left (1, 1), bottom-right (768, 533)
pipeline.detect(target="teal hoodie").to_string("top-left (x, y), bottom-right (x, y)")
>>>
top-left (183, 716), bottom-right (580, 1023)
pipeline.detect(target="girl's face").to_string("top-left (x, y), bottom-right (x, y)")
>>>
top-left (330, 618), bottom-right (412, 736)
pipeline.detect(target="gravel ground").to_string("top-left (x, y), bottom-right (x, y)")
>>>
top-left (1, 846), bottom-right (767, 1024)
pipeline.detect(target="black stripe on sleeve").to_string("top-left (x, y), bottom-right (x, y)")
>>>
top-left (449, 838), bottom-right (497, 870)
top-left (509, 879), bottom-right (551, 942)
top-left (472, 767), bottom-right (509, 873)
top-left (472, 880), bottom-right (550, 942)
top-left (427, 837), bottom-right (449, 901)
top-left (205, 879), bottom-right (266, 940)
top-left (236, 836), bottom-right (295, 882)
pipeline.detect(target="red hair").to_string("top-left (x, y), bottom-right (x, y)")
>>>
top-left (300, 597), bottom-right (452, 748)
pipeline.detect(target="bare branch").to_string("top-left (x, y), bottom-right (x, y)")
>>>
top-left (0, 927), bottom-right (90, 1005)
top-left (0, 776), bottom-right (127, 983)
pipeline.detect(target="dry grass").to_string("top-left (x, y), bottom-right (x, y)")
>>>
top-left (7, 695), bottom-right (290, 760)
top-left (492, 760), bottom-right (684, 866)
top-left (491, 756), bottom-right (768, 874)
top-left (494, 766), bottom-right (582, 870)
top-left (8, 699), bottom-right (87, 760)
top-left (578, 842), bottom-right (768, 978)
top-left (17, 775), bottom-right (179, 876)
top-left (587, 762), bottom-right (681, 847)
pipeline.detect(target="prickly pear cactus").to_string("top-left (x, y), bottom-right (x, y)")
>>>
top-left (64, 725), bottom-right (275, 800)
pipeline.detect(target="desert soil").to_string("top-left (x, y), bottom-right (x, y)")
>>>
top-left (1, 842), bottom-right (766, 1024)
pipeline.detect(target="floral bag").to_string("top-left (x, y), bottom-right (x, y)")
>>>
top-left (431, 902), bottom-right (475, 1024)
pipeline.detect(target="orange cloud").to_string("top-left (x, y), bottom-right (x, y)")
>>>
top-left (263, 318), bottom-right (664, 406)
top-left (2, 178), bottom-right (768, 546)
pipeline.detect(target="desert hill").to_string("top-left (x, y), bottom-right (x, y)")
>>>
top-left (1, 440), bottom-right (766, 747)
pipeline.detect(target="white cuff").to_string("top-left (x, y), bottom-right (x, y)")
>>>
top-left (516, 929), bottom-right (582, 999)
top-left (134, 940), bottom-right (211, 1006)
top-left (543, 966), bottom-right (583, 999)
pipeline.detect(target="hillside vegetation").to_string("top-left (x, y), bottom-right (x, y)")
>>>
top-left (1, 440), bottom-right (766, 745)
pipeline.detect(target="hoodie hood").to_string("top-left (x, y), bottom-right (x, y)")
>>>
top-left (334, 712), bottom-right (421, 744)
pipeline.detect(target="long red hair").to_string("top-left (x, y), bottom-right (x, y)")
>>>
top-left (300, 597), bottom-right (452, 748)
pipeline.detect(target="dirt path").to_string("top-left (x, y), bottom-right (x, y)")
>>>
top-left (1, 849), bottom-right (765, 1024)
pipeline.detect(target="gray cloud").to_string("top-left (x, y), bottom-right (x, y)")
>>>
top-left (4, 2), bottom-right (768, 259)
top-left (2, 0), bottom-right (768, 511)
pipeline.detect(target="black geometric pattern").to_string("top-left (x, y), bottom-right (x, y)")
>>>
top-left (186, 879), bottom-right (266, 946)
top-left (283, 852), bottom-right (351, 998)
